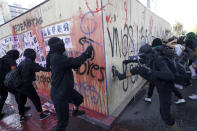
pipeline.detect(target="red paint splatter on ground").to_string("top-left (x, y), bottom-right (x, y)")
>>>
top-left (1, 95), bottom-right (114, 131)
top-left (111, 125), bottom-right (128, 131)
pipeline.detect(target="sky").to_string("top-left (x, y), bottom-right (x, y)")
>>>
top-left (6, 0), bottom-right (197, 32)
top-left (7, 0), bottom-right (45, 9)
top-left (139, 0), bottom-right (197, 32)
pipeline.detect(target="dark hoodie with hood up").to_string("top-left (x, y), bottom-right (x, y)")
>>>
top-left (47, 37), bottom-right (92, 101)
top-left (18, 48), bottom-right (46, 91)
top-left (1, 50), bottom-right (19, 85)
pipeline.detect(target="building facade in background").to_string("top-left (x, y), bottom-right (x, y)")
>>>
top-left (8, 4), bottom-right (28, 19)
top-left (0, 1), bottom-right (28, 25)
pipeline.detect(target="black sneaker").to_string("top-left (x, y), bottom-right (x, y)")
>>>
top-left (0, 113), bottom-right (5, 120)
top-left (20, 116), bottom-right (26, 122)
top-left (24, 106), bottom-right (31, 113)
top-left (40, 113), bottom-right (50, 120)
top-left (20, 114), bottom-right (32, 122)
top-left (72, 110), bottom-right (85, 117)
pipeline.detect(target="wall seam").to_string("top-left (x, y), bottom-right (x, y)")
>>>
top-left (101, 0), bottom-right (109, 115)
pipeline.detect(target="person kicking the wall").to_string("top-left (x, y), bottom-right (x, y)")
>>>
top-left (46, 37), bottom-right (93, 131)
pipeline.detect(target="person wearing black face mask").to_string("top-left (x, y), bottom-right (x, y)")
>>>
top-left (17, 48), bottom-right (50, 122)
top-left (129, 44), bottom-right (179, 131)
top-left (46, 37), bottom-right (93, 131)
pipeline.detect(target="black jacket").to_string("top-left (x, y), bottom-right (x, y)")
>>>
top-left (50, 53), bottom-right (87, 101)
top-left (18, 59), bottom-right (46, 90)
top-left (1, 55), bottom-right (16, 85)
top-left (139, 55), bottom-right (175, 92)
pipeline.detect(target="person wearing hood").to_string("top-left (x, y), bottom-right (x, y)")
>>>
top-left (0, 50), bottom-right (21, 119)
top-left (129, 44), bottom-right (179, 131)
top-left (17, 48), bottom-right (50, 122)
top-left (186, 32), bottom-right (197, 51)
top-left (146, 38), bottom-right (186, 105)
top-left (114, 44), bottom-right (179, 130)
top-left (46, 37), bottom-right (93, 131)
top-left (121, 39), bottom-right (185, 105)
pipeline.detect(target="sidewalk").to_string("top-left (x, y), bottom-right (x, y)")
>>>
top-left (1, 80), bottom-right (197, 131)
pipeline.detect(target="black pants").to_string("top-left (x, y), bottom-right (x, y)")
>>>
top-left (0, 87), bottom-right (8, 113)
top-left (147, 82), bottom-right (155, 98)
top-left (172, 87), bottom-right (182, 99)
top-left (68, 89), bottom-right (84, 107)
top-left (147, 82), bottom-right (183, 99)
top-left (18, 85), bottom-right (42, 116)
top-left (0, 86), bottom-right (27, 117)
top-left (157, 86), bottom-right (175, 126)
top-left (53, 89), bottom-right (84, 131)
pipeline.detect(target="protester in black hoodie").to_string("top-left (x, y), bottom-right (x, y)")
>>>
top-left (18, 48), bottom-right (50, 122)
top-left (0, 50), bottom-right (23, 119)
top-left (46, 37), bottom-right (93, 131)
top-left (130, 44), bottom-right (179, 131)
top-left (114, 44), bottom-right (179, 131)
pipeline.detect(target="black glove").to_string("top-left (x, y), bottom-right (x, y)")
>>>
top-left (84, 45), bottom-right (93, 58)
top-left (123, 59), bottom-right (137, 65)
top-left (138, 66), bottom-right (152, 75)
top-left (123, 60), bottom-right (131, 65)
top-left (130, 66), bottom-right (151, 75)
top-left (130, 67), bottom-right (140, 75)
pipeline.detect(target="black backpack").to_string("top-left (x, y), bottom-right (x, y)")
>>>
top-left (164, 57), bottom-right (191, 86)
top-left (4, 67), bottom-right (22, 90)
top-left (154, 47), bottom-right (191, 86)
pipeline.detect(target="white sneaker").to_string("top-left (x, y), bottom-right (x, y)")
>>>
top-left (175, 99), bottom-right (186, 104)
top-left (25, 114), bottom-right (32, 117)
top-left (189, 94), bottom-right (197, 100)
top-left (174, 84), bottom-right (183, 90)
top-left (144, 98), bottom-right (152, 103)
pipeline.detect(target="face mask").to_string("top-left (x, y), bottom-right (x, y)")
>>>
top-left (141, 53), bottom-right (153, 67)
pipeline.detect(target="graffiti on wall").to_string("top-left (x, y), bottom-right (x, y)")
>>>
top-left (13, 17), bottom-right (43, 32)
top-left (0, 10), bottom-right (108, 115)
top-left (0, 0), bottom-right (171, 115)
top-left (105, 0), bottom-right (171, 92)
top-left (70, 10), bottom-right (107, 114)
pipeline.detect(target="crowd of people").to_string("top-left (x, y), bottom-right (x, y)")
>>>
top-left (0, 31), bottom-right (197, 131)
top-left (0, 37), bottom-right (93, 131)
top-left (113, 32), bottom-right (197, 131)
